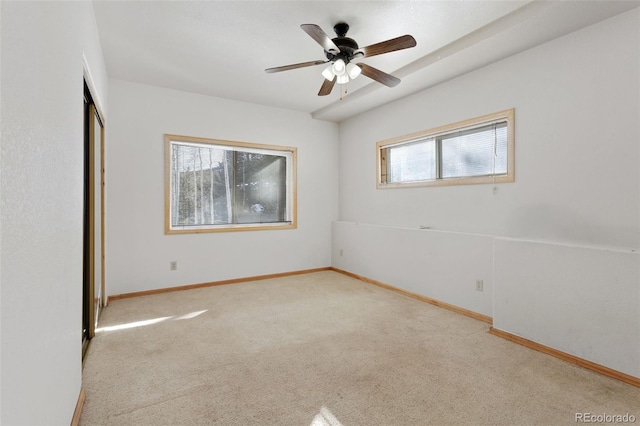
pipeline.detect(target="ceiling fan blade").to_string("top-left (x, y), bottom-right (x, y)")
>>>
top-left (318, 76), bottom-right (337, 96)
top-left (357, 63), bottom-right (401, 87)
top-left (360, 35), bottom-right (416, 58)
top-left (301, 24), bottom-right (340, 54)
top-left (265, 60), bottom-right (327, 73)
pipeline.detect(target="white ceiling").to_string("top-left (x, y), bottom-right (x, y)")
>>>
top-left (93, 1), bottom-right (639, 123)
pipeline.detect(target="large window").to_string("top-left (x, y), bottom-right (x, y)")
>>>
top-left (377, 109), bottom-right (514, 188)
top-left (165, 135), bottom-right (296, 233)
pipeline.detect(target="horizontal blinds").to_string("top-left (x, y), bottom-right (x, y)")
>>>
top-left (441, 122), bottom-right (507, 178)
top-left (387, 139), bottom-right (436, 183)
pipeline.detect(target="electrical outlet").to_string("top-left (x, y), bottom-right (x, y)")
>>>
top-left (170, 261), bottom-right (177, 271)
top-left (476, 279), bottom-right (483, 292)
top-left (340, 249), bottom-right (343, 257)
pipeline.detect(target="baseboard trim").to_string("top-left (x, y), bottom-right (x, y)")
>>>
top-left (71, 387), bottom-right (85, 426)
top-left (331, 267), bottom-right (493, 324)
top-left (108, 267), bottom-right (333, 301)
top-left (489, 327), bottom-right (640, 388)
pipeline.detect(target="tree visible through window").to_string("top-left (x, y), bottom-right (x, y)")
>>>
top-left (165, 135), bottom-right (296, 233)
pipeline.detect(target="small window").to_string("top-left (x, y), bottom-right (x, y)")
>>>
top-left (165, 135), bottom-right (296, 234)
top-left (377, 109), bottom-right (514, 188)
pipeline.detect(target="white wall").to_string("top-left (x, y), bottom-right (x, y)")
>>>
top-left (494, 238), bottom-right (639, 377)
top-left (0, 1), bottom-right (108, 424)
top-left (334, 9), bottom-right (639, 377)
top-left (106, 80), bottom-right (339, 296)
top-left (332, 222), bottom-right (494, 317)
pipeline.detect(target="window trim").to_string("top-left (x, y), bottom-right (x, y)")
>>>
top-left (376, 109), bottom-right (515, 189)
top-left (164, 134), bottom-right (297, 234)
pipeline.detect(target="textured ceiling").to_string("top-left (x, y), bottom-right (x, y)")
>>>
top-left (93, 1), bottom-right (639, 122)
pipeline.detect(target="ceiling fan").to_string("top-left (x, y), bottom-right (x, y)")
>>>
top-left (265, 23), bottom-right (416, 96)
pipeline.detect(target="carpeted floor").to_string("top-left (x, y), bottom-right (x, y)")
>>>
top-left (81, 271), bottom-right (639, 425)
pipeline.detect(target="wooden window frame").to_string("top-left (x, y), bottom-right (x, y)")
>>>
top-left (377, 109), bottom-right (515, 189)
top-left (165, 134), bottom-right (297, 234)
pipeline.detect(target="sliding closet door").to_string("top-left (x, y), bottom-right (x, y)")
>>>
top-left (83, 82), bottom-right (105, 357)
top-left (89, 103), bottom-right (104, 330)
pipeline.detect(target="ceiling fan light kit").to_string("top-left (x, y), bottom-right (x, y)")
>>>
top-left (333, 59), bottom-right (346, 74)
top-left (321, 65), bottom-right (335, 81)
top-left (265, 22), bottom-right (416, 97)
top-left (321, 59), bottom-right (361, 86)
top-left (346, 63), bottom-right (361, 79)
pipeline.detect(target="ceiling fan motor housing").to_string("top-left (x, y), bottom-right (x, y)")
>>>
top-left (325, 22), bottom-right (359, 63)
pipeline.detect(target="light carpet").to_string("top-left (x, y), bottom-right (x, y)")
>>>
top-left (81, 271), bottom-right (639, 425)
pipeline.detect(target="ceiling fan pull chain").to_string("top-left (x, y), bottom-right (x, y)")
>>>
top-left (340, 83), bottom-right (347, 100)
